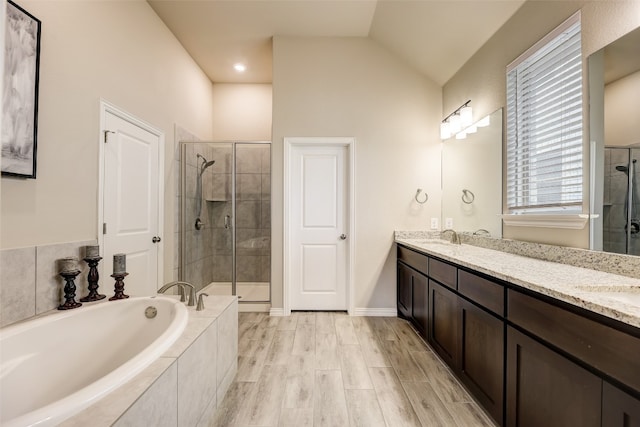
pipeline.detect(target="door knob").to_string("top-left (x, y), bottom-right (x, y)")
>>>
top-left (152, 236), bottom-right (161, 243)
top-left (340, 234), bottom-right (347, 240)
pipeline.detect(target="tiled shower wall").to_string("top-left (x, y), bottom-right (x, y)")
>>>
top-left (177, 140), bottom-right (271, 292)
top-left (603, 148), bottom-right (640, 255)
top-left (0, 240), bottom-right (95, 327)
top-left (234, 144), bottom-right (271, 284)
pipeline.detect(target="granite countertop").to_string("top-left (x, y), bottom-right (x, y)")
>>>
top-left (396, 237), bottom-right (640, 329)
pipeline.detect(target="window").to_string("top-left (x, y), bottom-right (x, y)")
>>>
top-left (506, 12), bottom-right (583, 214)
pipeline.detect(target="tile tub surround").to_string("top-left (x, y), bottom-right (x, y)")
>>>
top-left (395, 237), bottom-right (640, 329)
top-left (0, 240), bottom-right (95, 327)
top-left (61, 295), bottom-right (238, 427)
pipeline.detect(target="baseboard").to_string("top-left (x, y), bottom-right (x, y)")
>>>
top-left (350, 307), bottom-right (397, 317)
top-left (270, 308), bottom-right (286, 316)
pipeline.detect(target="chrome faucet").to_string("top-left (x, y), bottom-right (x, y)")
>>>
top-left (158, 281), bottom-right (197, 306)
top-left (442, 229), bottom-right (461, 245)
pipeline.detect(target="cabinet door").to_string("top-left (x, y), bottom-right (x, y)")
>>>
top-left (429, 279), bottom-right (458, 368)
top-left (397, 262), bottom-right (413, 319)
top-left (602, 382), bottom-right (640, 427)
top-left (459, 299), bottom-right (504, 426)
top-left (412, 271), bottom-right (428, 337)
top-left (506, 326), bottom-right (601, 427)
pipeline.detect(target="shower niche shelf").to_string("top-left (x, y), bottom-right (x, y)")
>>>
top-left (206, 198), bottom-right (230, 203)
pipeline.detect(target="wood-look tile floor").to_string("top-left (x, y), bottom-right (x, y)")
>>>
top-left (207, 312), bottom-right (497, 427)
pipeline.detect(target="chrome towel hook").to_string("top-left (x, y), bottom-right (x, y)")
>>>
top-left (415, 189), bottom-right (428, 204)
top-left (462, 189), bottom-right (475, 204)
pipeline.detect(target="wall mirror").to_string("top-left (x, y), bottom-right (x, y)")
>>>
top-left (441, 108), bottom-right (503, 238)
top-left (589, 26), bottom-right (640, 256)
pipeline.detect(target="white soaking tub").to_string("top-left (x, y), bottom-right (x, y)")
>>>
top-left (0, 296), bottom-right (188, 427)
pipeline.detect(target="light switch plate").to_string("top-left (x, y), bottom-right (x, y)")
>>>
top-left (430, 218), bottom-right (439, 230)
top-left (445, 217), bottom-right (454, 229)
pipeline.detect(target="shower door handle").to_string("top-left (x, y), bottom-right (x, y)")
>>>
top-left (225, 215), bottom-right (231, 229)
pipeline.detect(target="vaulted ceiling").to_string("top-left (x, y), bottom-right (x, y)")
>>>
top-left (148, 0), bottom-right (525, 86)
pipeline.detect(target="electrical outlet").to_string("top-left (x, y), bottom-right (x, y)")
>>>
top-left (430, 217), bottom-right (439, 230)
top-left (445, 217), bottom-right (454, 229)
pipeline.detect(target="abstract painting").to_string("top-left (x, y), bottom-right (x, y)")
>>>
top-left (2, 0), bottom-right (41, 178)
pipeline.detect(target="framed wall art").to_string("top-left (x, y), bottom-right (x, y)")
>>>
top-left (2, 0), bottom-right (41, 178)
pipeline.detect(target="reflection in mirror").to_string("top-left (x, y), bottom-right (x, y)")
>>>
top-left (589, 26), bottom-right (640, 256)
top-left (441, 108), bottom-right (502, 237)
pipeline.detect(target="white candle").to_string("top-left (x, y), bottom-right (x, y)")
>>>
top-left (60, 257), bottom-right (79, 274)
top-left (85, 245), bottom-right (100, 258)
top-left (113, 253), bottom-right (126, 274)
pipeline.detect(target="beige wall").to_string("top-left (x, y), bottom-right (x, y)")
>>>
top-left (272, 36), bottom-right (441, 310)
top-left (605, 70), bottom-right (640, 147)
top-left (0, 2), bottom-right (214, 284)
top-left (443, 0), bottom-right (640, 249)
top-left (212, 84), bottom-right (272, 141)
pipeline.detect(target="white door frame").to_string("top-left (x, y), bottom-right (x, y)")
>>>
top-left (98, 100), bottom-right (165, 289)
top-left (284, 137), bottom-right (355, 316)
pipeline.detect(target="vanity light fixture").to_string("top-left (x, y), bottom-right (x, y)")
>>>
top-left (440, 100), bottom-right (472, 140)
top-left (233, 63), bottom-right (246, 72)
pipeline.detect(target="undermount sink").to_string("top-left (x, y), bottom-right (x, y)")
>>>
top-left (412, 239), bottom-right (454, 246)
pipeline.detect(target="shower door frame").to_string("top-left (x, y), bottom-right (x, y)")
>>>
top-left (179, 140), bottom-right (271, 301)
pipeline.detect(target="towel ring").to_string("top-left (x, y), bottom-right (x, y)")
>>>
top-left (415, 189), bottom-right (428, 204)
top-left (462, 189), bottom-right (475, 204)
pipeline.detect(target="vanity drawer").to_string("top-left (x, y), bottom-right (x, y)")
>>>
top-left (429, 257), bottom-right (457, 290)
top-left (397, 245), bottom-right (428, 276)
top-left (508, 289), bottom-right (640, 393)
top-left (458, 270), bottom-right (504, 316)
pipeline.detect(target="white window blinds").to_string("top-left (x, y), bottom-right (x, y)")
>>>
top-left (506, 14), bottom-right (583, 213)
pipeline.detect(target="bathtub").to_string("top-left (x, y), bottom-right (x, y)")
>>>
top-left (0, 296), bottom-right (188, 427)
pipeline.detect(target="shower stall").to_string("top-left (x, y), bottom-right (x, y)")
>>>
top-left (179, 141), bottom-right (271, 302)
top-left (603, 147), bottom-right (640, 255)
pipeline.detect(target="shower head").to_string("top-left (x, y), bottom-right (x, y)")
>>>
top-left (196, 154), bottom-right (215, 173)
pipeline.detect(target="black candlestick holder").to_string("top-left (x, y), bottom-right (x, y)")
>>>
top-left (109, 272), bottom-right (130, 301)
top-left (58, 270), bottom-right (83, 310)
top-left (81, 256), bottom-right (106, 302)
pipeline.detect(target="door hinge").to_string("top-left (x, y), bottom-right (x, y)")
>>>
top-left (103, 223), bottom-right (107, 234)
top-left (104, 130), bottom-right (115, 143)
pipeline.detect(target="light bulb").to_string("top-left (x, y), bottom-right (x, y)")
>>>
top-left (440, 122), bottom-right (451, 140)
top-left (449, 114), bottom-right (462, 134)
top-left (477, 115), bottom-right (491, 127)
top-left (460, 105), bottom-right (473, 127)
top-left (455, 131), bottom-right (467, 140)
top-left (234, 63), bottom-right (246, 72)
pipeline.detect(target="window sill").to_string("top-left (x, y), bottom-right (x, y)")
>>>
top-left (501, 214), bottom-right (592, 229)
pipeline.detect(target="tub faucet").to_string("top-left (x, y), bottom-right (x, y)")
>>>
top-left (442, 229), bottom-right (461, 245)
top-left (158, 281), bottom-right (197, 306)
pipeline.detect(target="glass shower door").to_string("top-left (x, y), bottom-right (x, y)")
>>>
top-left (179, 141), bottom-right (271, 302)
top-left (234, 143), bottom-right (271, 302)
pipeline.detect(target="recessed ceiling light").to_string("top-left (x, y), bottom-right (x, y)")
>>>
top-left (234, 63), bottom-right (246, 72)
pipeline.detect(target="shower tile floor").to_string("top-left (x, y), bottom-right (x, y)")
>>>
top-left (205, 312), bottom-right (496, 426)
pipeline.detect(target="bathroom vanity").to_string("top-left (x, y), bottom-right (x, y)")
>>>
top-left (396, 238), bottom-right (640, 427)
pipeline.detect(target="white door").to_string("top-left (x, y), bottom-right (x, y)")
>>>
top-left (102, 107), bottom-right (163, 296)
top-left (289, 143), bottom-right (349, 310)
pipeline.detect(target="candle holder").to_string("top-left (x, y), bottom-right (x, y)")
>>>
top-left (58, 270), bottom-right (83, 310)
top-left (80, 256), bottom-right (106, 302)
top-left (109, 272), bottom-right (130, 301)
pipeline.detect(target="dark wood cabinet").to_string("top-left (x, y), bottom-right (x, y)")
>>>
top-left (506, 326), bottom-right (602, 427)
top-left (458, 298), bottom-right (504, 425)
top-left (397, 262), bottom-right (413, 319)
top-left (396, 243), bottom-right (640, 427)
top-left (429, 279), bottom-right (458, 367)
top-left (412, 270), bottom-right (428, 336)
top-left (602, 382), bottom-right (640, 427)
